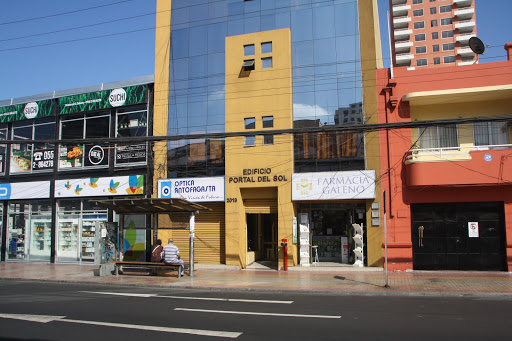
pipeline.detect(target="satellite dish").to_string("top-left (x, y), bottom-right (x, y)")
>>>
top-left (469, 37), bottom-right (486, 55)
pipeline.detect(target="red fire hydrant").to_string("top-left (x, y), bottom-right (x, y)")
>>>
top-left (281, 239), bottom-right (288, 271)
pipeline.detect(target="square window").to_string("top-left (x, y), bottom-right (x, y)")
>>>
top-left (433, 44), bottom-right (439, 52)
top-left (442, 30), bottom-right (454, 38)
top-left (443, 43), bottom-right (455, 51)
top-left (417, 58), bottom-right (428, 66)
top-left (413, 9), bottom-right (424, 17)
top-left (441, 17), bottom-right (453, 25)
top-left (263, 135), bottom-right (274, 145)
top-left (415, 34), bottom-right (426, 42)
top-left (434, 57), bottom-right (441, 64)
top-left (262, 57), bottom-right (272, 69)
top-left (430, 7), bottom-right (437, 14)
top-left (413, 0), bottom-right (423, 4)
top-left (244, 44), bottom-right (255, 56)
top-left (245, 136), bottom-right (255, 147)
top-left (242, 59), bottom-right (255, 71)
top-left (262, 116), bottom-right (274, 128)
top-left (414, 21), bottom-right (425, 29)
top-left (432, 32), bottom-right (439, 39)
top-left (444, 55), bottom-right (456, 63)
top-left (261, 42), bottom-right (272, 54)
top-left (416, 46), bottom-right (427, 54)
top-left (244, 117), bottom-right (255, 129)
top-left (431, 20), bottom-right (438, 27)
top-left (440, 5), bottom-right (452, 13)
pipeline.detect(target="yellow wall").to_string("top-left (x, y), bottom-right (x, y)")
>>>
top-left (359, 0), bottom-right (384, 267)
top-left (225, 29), bottom-right (295, 268)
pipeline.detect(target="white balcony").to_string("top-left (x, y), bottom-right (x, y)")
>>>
top-left (455, 20), bottom-right (476, 33)
top-left (395, 40), bottom-right (413, 52)
top-left (458, 59), bottom-right (476, 66)
top-left (457, 47), bottom-right (476, 57)
top-left (453, 0), bottom-right (473, 8)
top-left (394, 28), bottom-right (413, 40)
top-left (396, 53), bottom-right (414, 66)
top-left (393, 15), bottom-right (411, 29)
top-left (454, 7), bottom-right (474, 20)
top-left (392, 4), bottom-right (410, 17)
top-left (456, 33), bottom-right (476, 43)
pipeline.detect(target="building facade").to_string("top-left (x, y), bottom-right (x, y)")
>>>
top-left (153, 0), bottom-right (385, 269)
top-left (0, 78), bottom-right (154, 264)
top-left (377, 43), bottom-right (512, 271)
top-left (390, 0), bottom-right (477, 69)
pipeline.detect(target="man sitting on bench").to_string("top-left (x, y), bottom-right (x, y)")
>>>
top-left (163, 238), bottom-right (184, 276)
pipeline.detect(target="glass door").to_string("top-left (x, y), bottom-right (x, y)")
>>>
top-left (56, 216), bottom-right (79, 262)
top-left (7, 209), bottom-right (28, 260)
top-left (29, 215), bottom-right (52, 261)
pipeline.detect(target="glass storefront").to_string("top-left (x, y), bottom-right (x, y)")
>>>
top-left (7, 202), bottom-right (52, 261)
top-left (56, 200), bottom-right (107, 263)
top-left (297, 203), bottom-right (366, 264)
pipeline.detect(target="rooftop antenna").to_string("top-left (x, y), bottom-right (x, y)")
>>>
top-left (468, 37), bottom-right (488, 65)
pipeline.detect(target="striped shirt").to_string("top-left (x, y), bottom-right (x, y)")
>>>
top-left (163, 243), bottom-right (180, 263)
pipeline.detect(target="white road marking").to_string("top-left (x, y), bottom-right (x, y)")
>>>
top-left (80, 291), bottom-right (293, 304)
top-left (0, 313), bottom-right (241, 338)
top-left (175, 308), bottom-right (341, 319)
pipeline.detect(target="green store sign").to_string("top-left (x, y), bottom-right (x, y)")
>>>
top-left (0, 99), bottom-right (54, 123)
top-left (58, 84), bottom-right (147, 115)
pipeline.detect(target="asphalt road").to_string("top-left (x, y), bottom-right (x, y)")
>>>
top-left (0, 280), bottom-right (510, 341)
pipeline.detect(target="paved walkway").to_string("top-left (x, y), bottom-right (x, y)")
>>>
top-left (1, 262), bottom-right (511, 297)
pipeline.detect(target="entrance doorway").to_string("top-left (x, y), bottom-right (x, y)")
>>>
top-left (247, 213), bottom-right (278, 266)
top-left (411, 202), bottom-right (507, 271)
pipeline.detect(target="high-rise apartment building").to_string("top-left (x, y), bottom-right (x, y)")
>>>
top-left (390, 0), bottom-right (477, 69)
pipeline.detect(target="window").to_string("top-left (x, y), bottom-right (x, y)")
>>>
top-left (59, 114), bottom-right (110, 169)
top-left (433, 57), bottom-right (441, 64)
top-left (473, 122), bottom-right (510, 147)
top-left (244, 117), bottom-right (255, 129)
top-left (443, 43), bottom-right (455, 51)
top-left (11, 119), bottom-right (56, 174)
top-left (242, 59), bottom-right (255, 71)
top-left (415, 34), bottom-right (426, 42)
top-left (417, 58), bottom-right (428, 66)
top-left (433, 44), bottom-right (440, 52)
top-left (432, 32), bottom-right (439, 39)
top-left (416, 46), bottom-right (427, 54)
top-left (261, 57), bottom-right (273, 69)
top-left (442, 30), bottom-right (454, 38)
top-left (440, 5), bottom-right (452, 13)
top-left (431, 20), bottom-right (438, 27)
top-left (245, 136), bottom-right (255, 147)
top-left (263, 135), bottom-right (274, 145)
top-left (261, 42), bottom-right (272, 54)
top-left (430, 0), bottom-right (436, 2)
top-left (430, 7), bottom-right (437, 14)
top-left (0, 127), bottom-right (6, 174)
top-left (244, 44), bottom-right (254, 56)
top-left (413, 0), bottom-right (423, 4)
top-left (441, 17), bottom-right (453, 25)
top-left (444, 55), bottom-right (456, 63)
top-left (262, 116), bottom-right (274, 128)
top-left (116, 105), bottom-right (148, 167)
top-left (418, 125), bottom-right (458, 149)
top-left (414, 21), bottom-right (425, 29)
top-left (413, 9), bottom-right (424, 17)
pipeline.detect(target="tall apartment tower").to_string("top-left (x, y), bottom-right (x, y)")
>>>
top-left (390, 0), bottom-right (477, 69)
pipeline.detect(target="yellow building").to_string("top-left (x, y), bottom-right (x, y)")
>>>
top-left (153, 0), bottom-right (383, 269)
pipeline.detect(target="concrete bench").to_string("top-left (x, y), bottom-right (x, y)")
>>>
top-left (114, 261), bottom-right (183, 278)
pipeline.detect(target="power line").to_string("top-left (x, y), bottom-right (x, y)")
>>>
top-left (0, 0), bottom-right (137, 26)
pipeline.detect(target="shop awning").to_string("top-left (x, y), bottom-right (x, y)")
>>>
top-left (91, 198), bottom-right (211, 214)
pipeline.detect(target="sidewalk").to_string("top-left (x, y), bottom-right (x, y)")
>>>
top-left (1, 262), bottom-right (511, 297)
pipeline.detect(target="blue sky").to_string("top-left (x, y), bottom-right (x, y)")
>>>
top-left (0, 0), bottom-right (511, 101)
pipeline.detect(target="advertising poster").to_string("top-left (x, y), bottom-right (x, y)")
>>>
top-left (58, 85), bottom-right (147, 115)
top-left (10, 150), bottom-right (32, 173)
top-left (84, 145), bottom-right (108, 167)
top-left (0, 181), bottom-right (51, 200)
top-left (59, 145), bottom-right (83, 169)
top-left (55, 175), bottom-right (144, 198)
top-left (32, 149), bottom-right (55, 171)
top-left (115, 143), bottom-right (147, 166)
top-left (158, 177), bottom-right (225, 202)
top-left (292, 170), bottom-right (376, 201)
top-left (0, 99), bottom-right (54, 123)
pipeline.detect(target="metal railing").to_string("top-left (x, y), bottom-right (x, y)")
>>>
top-left (406, 144), bottom-right (512, 161)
